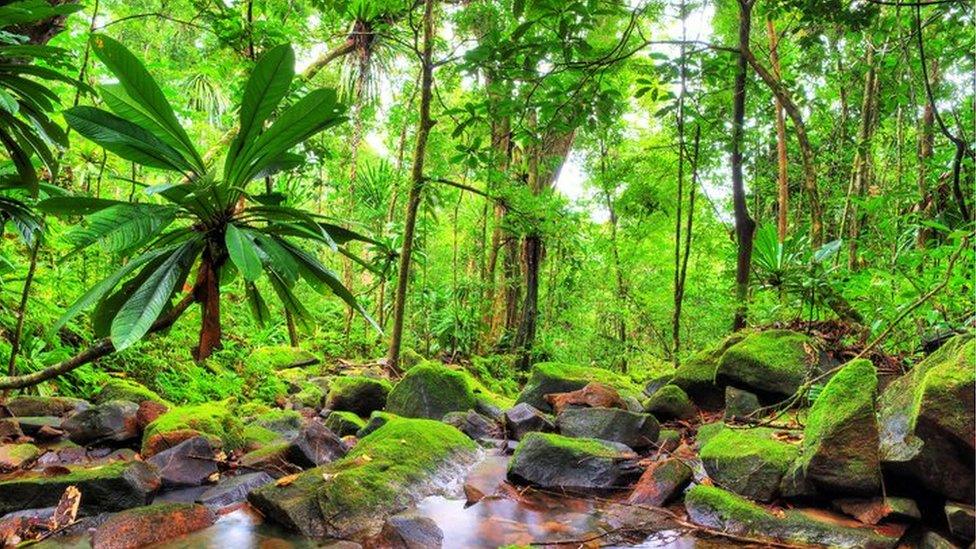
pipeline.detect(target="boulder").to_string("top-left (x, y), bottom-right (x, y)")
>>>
top-left (248, 418), bottom-right (478, 539)
top-left (685, 485), bottom-right (904, 548)
top-left (515, 363), bottom-right (639, 412)
top-left (556, 407), bottom-right (659, 449)
top-left (945, 502), bottom-right (975, 541)
top-left (0, 443), bottom-right (39, 471)
top-left (724, 386), bottom-right (761, 420)
top-left (90, 502), bottom-right (215, 549)
top-left (0, 418), bottom-right (23, 441)
top-left (197, 472), bottom-right (274, 508)
top-left (136, 401), bottom-right (168, 430)
top-left (324, 411), bottom-right (366, 437)
top-left (13, 416), bottom-right (61, 437)
top-left (503, 403), bottom-right (554, 440)
top-left (442, 410), bottom-right (502, 441)
top-left (247, 345), bottom-right (318, 371)
top-left (253, 409), bottom-right (304, 439)
top-left (62, 400), bottom-right (140, 445)
top-left (239, 443), bottom-right (300, 478)
top-left (920, 531), bottom-right (959, 549)
top-left (95, 379), bottom-right (166, 405)
top-left (147, 436), bottom-right (219, 487)
top-left (0, 461), bottom-right (160, 515)
top-left (376, 511), bottom-right (444, 548)
top-left (627, 458), bottom-right (692, 506)
top-left (700, 427), bottom-right (798, 501)
top-left (325, 376), bottom-right (392, 416)
top-left (507, 432), bottom-right (641, 490)
top-left (832, 497), bottom-right (921, 525)
top-left (357, 411), bottom-right (397, 438)
top-left (288, 419), bottom-right (348, 467)
top-left (544, 382), bottom-right (627, 414)
top-left (672, 333), bottom-right (747, 408)
top-left (5, 396), bottom-right (88, 418)
top-left (385, 363), bottom-right (478, 419)
top-left (716, 330), bottom-right (818, 398)
top-left (656, 429), bottom-right (682, 453)
top-left (141, 403), bottom-right (246, 457)
top-left (289, 382), bottom-right (325, 409)
top-left (643, 384), bottom-right (696, 420)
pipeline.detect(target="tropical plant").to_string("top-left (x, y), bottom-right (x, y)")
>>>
top-left (41, 36), bottom-right (375, 360)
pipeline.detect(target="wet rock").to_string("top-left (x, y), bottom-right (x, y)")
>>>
top-left (5, 396), bottom-right (88, 418)
top-left (141, 403), bottom-right (246, 457)
top-left (832, 497), bottom-right (920, 525)
top-left (627, 458), bottom-right (692, 506)
top-left (91, 502), bottom-right (215, 549)
top-left (723, 386), bottom-right (761, 420)
top-left (0, 461), bottom-right (160, 515)
top-left (921, 530), bottom-right (961, 549)
top-left (288, 419), bottom-right (347, 467)
top-left (95, 378), bottom-right (166, 405)
top-left (443, 410), bottom-right (502, 441)
top-left (700, 427), bottom-right (798, 501)
top-left (324, 411), bottom-right (366, 437)
top-left (135, 401), bottom-right (168, 430)
top-left (946, 502), bottom-right (975, 541)
top-left (62, 400), bottom-right (140, 445)
top-left (515, 363), bottom-right (639, 412)
top-left (556, 407), bottom-right (659, 449)
top-left (672, 333), bottom-right (747, 408)
top-left (253, 409), bottom-right (304, 439)
top-left (716, 330), bottom-right (818, 398)
top-left (0, 443), bottom-right (39, 471)
top-left (784, 359), bottom-right (881, 497)
top-left (197, 472), bottom-right (274, 508)
top-left (544, 382), bottom-right (627, 414)
top-left (643, 384), bottom-right (696, 420)
top-left (503, 403), bottom-right (554, 440)
top-left (655, 429), bottom-right (682, 453)
top-left (685, 485), bottom-right (904, 549)
top-left (239, 443), bottom-right (300, 478)
top-left (385, 363), bottom-right (478, 419)
top-left (508, 432), bottom-right (641, 490)
top-left (147, 436), bottom-right (219, 487)
top-left (0, 418), bottom-right (23, 441)
top-left (13, 416), bottom-right (61, 436)
top-left (249, 418), bottom-right (478, 539)
top-left (325, 376), bottom-right (392, 416)
top-left (376, 511), bottom-right (443, 548)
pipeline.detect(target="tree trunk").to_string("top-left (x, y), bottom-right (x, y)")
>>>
top-left (767, 19), bottom-right (789, 244)
top-left (732, 0), bottom-right (756, 331)
top-left (674, 126), bottom-right (700, 364)
top-left (841, 44), bottom-right (878, 269)
top-left (194, 245), bottom-right (224, 361)
top-left (386, 0), bottom-right (436, 370)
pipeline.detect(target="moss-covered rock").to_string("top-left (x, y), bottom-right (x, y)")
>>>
top-left (325, 376), bottom-right (392, 416)
top-left (290, 382), bottom-right (325, 409)
top-left (695, 421), bottom-right (727, 447)
top-left (783, 359), bottom-right (880, 497)
top-left (248, 418), bottom-right (478, 539)
top-left (556, 407), bottom-right (659, 449)
top-left (627, 458), bottom-right (692, 506)
top-left (357, 411), bottom-right (397, 438)
top-left (91, 502), bottom-right (216, 548)
top-left (95, 378), bottom-right (167, 405)
top-left (700, 427), bottom-right (798, 501)
top-left (672, 333), bottom-right (747, 408)
top-left (239, 346), bottom-right (317, 404)
top-left (243, 424), bottom-right (286, 450)
top-left (514, 362), bottom-right (641, 412)
top-left (0, 461), bottom-right (160, 515)
top-left (324, 411), bottom-right (366, 437)
top-left (5, 395), bottom-right (89, 417)
top-left (142, 402), bottom-right (246, 457)
top-left (248, 346), bottom-right (319, 371)
top-left (0, 443), bottom-right (39, 471)
top-left (507, 432), bottom-right (641, 489)
top-left (240, 442), bottom-right (297, 478)
top-left (643, 384), bottom-right (697, 420)
top-left (253, 409), bottom-right (304, 438)
top-left (724, 386), bottom-right (761, 420)
top-left (385, 363), bottom-right (478, 419)
top-left (716, 330), bottom-right (818, 398)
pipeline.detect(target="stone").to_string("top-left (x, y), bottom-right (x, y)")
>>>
top-left (946, 502), bottom-right (975, 541)
top-left (442, 410), bottom-right (502, 441)
top-left (516, 363), bottom-right (639, 412)
top-left (385, 363), bottom-right (478, 419)
top-left (503, 403), bottom-right (554, 440)
top-left (0, 461), bottom-right (160, 515)
top-left (377, 511), bottom-right (443, 548)
top-left (62, 400), bottom-right (140, 445)
top-left (556, 407), bottom-right (659, 449)
top-left (253, 409), bottom-right (304, 439)
top-left (147, 436), bottom-right (219, 487)
top-left (643, 384), bottom-right (697, 420)
top-left (325, 376), bottom-right (392, 416)
top-left (5, 396), bottom-right (89, 418)
top-left (716, 330), bottom-right (818, 398)
top-left (655, 429), bottom-right (682, 453)
top-left (921, 531), bottom-right (961, 549)
top-left (724, 386), bottom-right (761, 420)
top-left (196, 472), bottom-right (274, 508)
top-left (0, 418), bottom-right (23, 441)
top-left (544, 382), bottom-right (627, 414)
top-left (357, 411), bottom-right (396, 438)
top-left (700, 427), bottom-right (798, 501)
top-left (323, 411), bottom-right (366, 437)
top-left (0, 443), bottom-right (39, 471)
top-left (239, 443), bottom-right (301, 478)
top-left (288, 419), bottom-right (347, 467)
top-left (672, 333), bottom-right (747, 408)
top-left (507, 432), bottom-right (641, 490)
top-left (832, 497), bottom-right (921, 525)
top-left (13, 416), bottom-right (61, 436)
top-left (249, 418), bottom-right (478, 539)
top-left (627, 458), bottom-right (692, 506)
top-left (95, 378), bottom-right (166, 405)
top-left (90, 502), bottom-right (215, 549)
top-left (135, 401), bottom-right (168, 430)
top-left (141, 403), bottom-right (246, 457)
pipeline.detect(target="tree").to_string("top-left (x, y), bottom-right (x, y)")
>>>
top-left (731, 0), bottom-right (756, 331)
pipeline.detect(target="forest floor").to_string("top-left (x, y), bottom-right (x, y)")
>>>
top-left (0, 327), bottom-right (972, 548)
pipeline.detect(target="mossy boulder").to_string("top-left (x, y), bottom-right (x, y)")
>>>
top-left (700, 427), bottom-right (798, 501)
top-left (239, 346), bottom-right (317, 404)
top-left (240, 443), bottom-right (297, 478)
top-left (515, 362), bottom-right (641, 412)
top-left (783, 359), bottom-right (881, 497)
top-left (0, 461), bottom-right (160, 515)
top-left (672, 333), bottom-right (748, 408)
top-left (324, 411), bottom-right (366, 437)
top-left (290, 382), bottom-right (325, 409)
top-left (242, 424), bottom-right (286, 450)
top-left (0, 443), bottom-right (40, 471)
top-left (253, 409), bottom-right (304, 439)
top-left (142, 402), bottom-right (246, 457)
top-left (507, 432), bottom-right (641, 490)
top-left (643, 384), bottom-right (696, 420)
top-left (325, 376), bottom-right (392, 416)
top-left (5, 395), bottom-right (89, 418)
top-left (62, 400), bottom-right (140, 445)
top-left (248, 418), bottom-right (478, 539)
top-left (357, 411), bottom-right (397, 438)
top-left (385, 363), bottom-right (478, 419)
top-left (95, 378), bottom-right (167, 405)
top-left (716, 330), bottom-right (818, 398)
top-left (556, 407), bottom-right (660, 449)
top-left (90, 502), bottom-right (216, 548)
top-left (248, 346), bottom-right (319, 371)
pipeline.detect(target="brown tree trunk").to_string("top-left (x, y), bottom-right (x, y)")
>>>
top-left (194, 246), bottom-right (224, 361)
top-left (767, 19), bottom-right (789, 244)
top-left (915, 59), bottom-right (937, 248)
top-left (842, 44), bottom-right (878, 269)
top-left (732, 0), bottom-right (756, 331)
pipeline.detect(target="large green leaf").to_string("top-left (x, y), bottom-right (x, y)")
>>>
top-left (110, 241), bottom-right (199, 351)
top-left (225, 223), bottom-right (262, 281)
top-left (244, 282), bottom-right (271, 327)
top-left (98, 84), bottom-right (193, 159)
top-left (38, 195), bottom-right (128, 216)
top-left (64, 106), bottom-right (194, 173)
top-left (65, 202), bottom-right (176, 257)
top-left (265, 266), bottom-right (311, 329)
top-left (0, 125), bottom-right (36, 192)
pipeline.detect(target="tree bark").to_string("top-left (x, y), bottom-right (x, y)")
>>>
top-left (843, 44), bottom-right (879, 269)
top-left (732, 0), bottom-right (756, 331)
top-left (194, 245), bottom-right (223, 361)
top-left (767, 19), bottom-right (789, 244)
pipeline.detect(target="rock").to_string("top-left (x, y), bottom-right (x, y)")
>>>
top-left (672, 333), bottom-right (747, 408)
top-left (147, 436), bottom-right (219, 487)
top-left (0, 443), bottom-right (39, 471)
top-left (515, 363), bottom-right (639, 412)
top-left (5, 396), bottom-right (89, 418)
top-left (627, 458), bottom-right (692, 506)
top-left (90, 502), bottom-right (215, 549)
top-left (62, 400), bottom-right (140, 445)
top-left (643, 384), bottom-right (696, 420)
top-left (685, 485), bottom-right (904, 548)
top-left (385, 363), bottom-right (478, 419)
top-left (724, 386), bottom-right (761, 420)
top-left (784, 359), bottom-right (881, 497)
top-left (141, 403), bottom-right (246, 457)
top-left (921, 531), bottom-right (961, 549)
top-left (946, 502), bottom-right (975, 541)
top-left (832, 497), bottom-right (921, 525)
top-left (503, 403), bottom-right (554, 440)
top-left (0, 418), bottom-right (23, 441)
top-left (0, 461), bottom-right (160, 515)
top-left (556, 407), bottom-right (659, 449)
top-left (288, 419), bottom-right (347, 467)
top-left (289, 382), bottom-right (325, 409)
top-left (249, 418), bottom-right (478, 539)
top-left (878, 335), bottom-right (975, 502)
top-left (253, 409), bottom-right (304, 439)
top-left (239, 443), bottom-right (300, 478)
top-left (656, 429), bottom-right (682, 453)
top-left (95, 378), bottom-right (167, 405)
top-left (13, 416), bottom-right (63, 438)
top-left (247, 345), bottom-right (318, 371)
top-left (544, 382), bottom-right (627, 414)
top-left (196, 472), bottom-right (274, 508)
top-left (135, 401), bottom-right (168, 430)
top-left (643, 375), bottom-right (673, 398)
top-left (700, 427), bottom-right (798, 501)
top-left (357, 411), bottom-right (397, 438)
top-left (325, 376), bottom-right (392, 416)
top-left (376, 511), bottom-right (443, 548)
top-left (442, 410), bottom-right (502, 441)
top-left (507, 432), bottom-right (641, 490)
top-left (716, 330), bottom-right (818, 398)
top-left (324, 411), bottom-right (366, 437)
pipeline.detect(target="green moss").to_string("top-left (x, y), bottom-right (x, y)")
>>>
top-left (96, 378), bottom-right (167, 405)
top-left (701, 428), bottom-right (797, 469)
top-left (236, 401), bottom-right (272, 418)
top-left (700, 427), bottom-right (799, 500)
top-left (512, 432), bottom-right (622, 462)
top-left (516, 361), bottom-right (642, 411)
top-left (911, 335), bottom-right (975, 439)
top-left (292, 383), bottom-right (325, 408)
top-left (254, 409), bottom-right (303, 433)
top-left (243, 425), bottom-right (285, 449)
top-left (239, 346), bottom-right (317, 404)
top-left (673, 333), bottom-right (748, 390)
top-left (399, 348), bottom-right (425, 370)
top-left (385, 363), bottom-right (479, 419)
top-left (685, 484), bottom-right (772, 524)
top-left (325, 376), bottom-right (391, 415)
top-left (0, 460), bottom-right (131, 486)
top-left (805, 359), bottom-right (876, 444)
top-left (324, 411), bottom-right (366, 437)
top-left (357, 411), bottom-right (397, 438)
top-left (142, 402), bottom-right (246, 454)
top-left (717, 330), bottom-right (816, 395)
top-left (240, 442), bottom-right (291, 467)
top-left (248, 346), bottom-right (319, 371)
top-left (696, 421), bottom-right (726, 446)
top-left (644, 384), bottom-right (696, 419)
